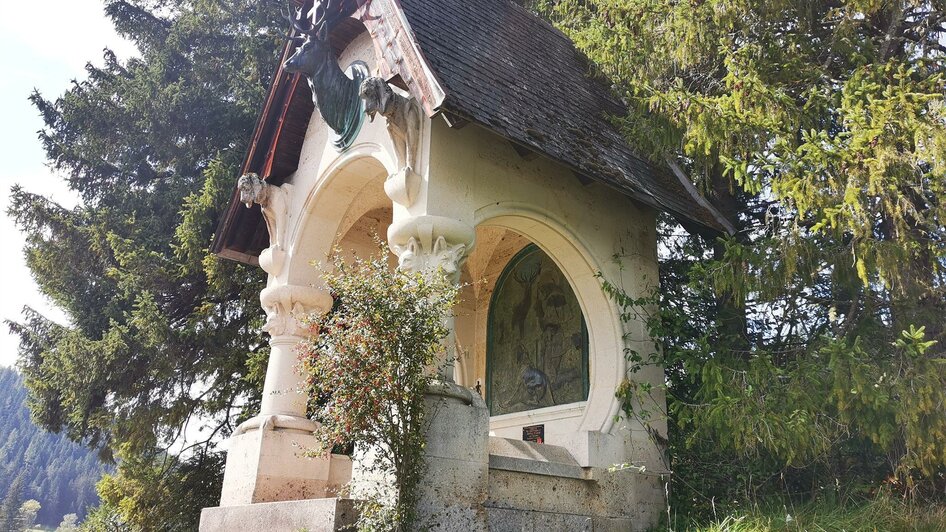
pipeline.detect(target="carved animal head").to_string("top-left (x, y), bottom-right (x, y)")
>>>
top-left (392, 235), bottom-right (467, 283)
top-left (284, 34), bottom-right (336, 77)
top-left (238, 173), bottom-right (265, 208)
top-left (359, 76), bottom-right (393, 122)
top-left (432, 236), bottom-right (467, 280)
top-left (392, 237), bottom-right (422, 272)
top-left (282, 1), bottom-right (334, 76)
top-left (283, 1), bottom-right (362, 77)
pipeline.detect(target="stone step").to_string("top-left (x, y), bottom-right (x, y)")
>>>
top-left (199, 498), bottom-right (357, 532)
top-left (488, 437), bottom-right (590, 480)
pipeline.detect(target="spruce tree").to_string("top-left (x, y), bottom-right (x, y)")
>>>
top-left (0, 473), bottom-right (25, 532)
top-left (7, 0), bottom-right (287, 525)
top-left (540, 0), bottom-right (946, 507)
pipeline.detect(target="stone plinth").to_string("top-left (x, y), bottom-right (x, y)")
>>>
top-left (415, 382), bottom-right (490, 531)
top-left (199, 498), bottom-right (357, 532)
top-left (484, 437), bottom-right (665, 531)
top-left (219, 418), bottom-right (352, 506)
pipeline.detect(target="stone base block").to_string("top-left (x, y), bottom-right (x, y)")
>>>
top-left (415, 383), bottom-right (490, 531)
top-left (486, 507), bottom-right (634, 532)
top-left (485, 461), bottom-right (664, 531)
top-left (199, 498), bottom-right (357, 532)
top-left (219, 422), bottom-right (352, 506)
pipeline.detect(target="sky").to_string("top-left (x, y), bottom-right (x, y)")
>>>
top-left (0, 0), bottom-right (136, 368)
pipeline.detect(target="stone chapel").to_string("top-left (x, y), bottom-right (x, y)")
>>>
top-left (199, 0), bottom-right (731, 530)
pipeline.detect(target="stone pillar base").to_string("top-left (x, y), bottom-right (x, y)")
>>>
top-left (199, 498), bottom-right (358, 532)
top-left (416, 382), bottom-right (490, 531)
top-left (219, 416), bottom-right (352, 506)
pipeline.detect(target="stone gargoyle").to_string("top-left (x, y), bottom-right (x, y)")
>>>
top-left (237, 173), bottom-right (292, 276)
top-left (359, 76), bottom-right (422, 206)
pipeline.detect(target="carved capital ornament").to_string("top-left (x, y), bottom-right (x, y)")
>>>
top-left (388, 215), bottom-right (475, 284)
top-left (259, 284), bottom-right (334, 338)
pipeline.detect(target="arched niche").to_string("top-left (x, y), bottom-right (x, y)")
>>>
top-left (485, 244), bottom-right (590, 417)
top-left (455, 209), bottom-right (626, 458)
top-left (284, 151), bottom-right (393, 288)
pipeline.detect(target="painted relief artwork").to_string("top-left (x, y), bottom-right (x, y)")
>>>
top-left (487, 245), bottom-right (589, 416)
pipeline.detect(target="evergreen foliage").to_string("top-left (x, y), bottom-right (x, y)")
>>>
top-left (539, 0), bottom-right (946, 515)
top-left (6, 0), bottom-right (287, 525)
top-left (0, 473), bottom-right (25, 532)
top-left (8, 0), bottom-right (292, 518)
top-left (9, 0), bottom-right (285, 458)
top-left (0, 368), bottom-right (109, 528)
top-left (86, 450), bottom-right (224, 531)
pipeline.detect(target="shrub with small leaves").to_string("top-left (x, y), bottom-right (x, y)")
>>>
top-left (298, 244), bottom-right (459, 531)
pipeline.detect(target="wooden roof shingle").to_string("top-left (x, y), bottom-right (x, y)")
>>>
top-left (397, 0), bottom-right (731, 233)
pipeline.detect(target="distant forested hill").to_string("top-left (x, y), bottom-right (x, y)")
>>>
top-left (0, 366), bottom-right (109, 528)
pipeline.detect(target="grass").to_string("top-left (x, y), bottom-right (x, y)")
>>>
top-left (679, 494), bottom-right (946, 532)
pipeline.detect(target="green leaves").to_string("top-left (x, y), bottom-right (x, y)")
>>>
top-left (7, 0), bottom-right (286, 525)
top-left (298, 244), bottom-right (459, 530)
top-left (550, 0), bottom-right (946, 508)
top-left (894, 325), bottom-right (938, 358)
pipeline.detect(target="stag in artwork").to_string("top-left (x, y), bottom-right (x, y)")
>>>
top-left (284, 0), bottom-right (367, 150)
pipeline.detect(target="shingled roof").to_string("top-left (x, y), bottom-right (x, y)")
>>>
top-left (212, 0), bottom-right (731, 261)
top-left (397, 0), bottom-right (730, 233)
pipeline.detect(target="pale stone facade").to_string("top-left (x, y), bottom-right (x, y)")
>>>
top-left (199, 0), bottom-right (729, 528)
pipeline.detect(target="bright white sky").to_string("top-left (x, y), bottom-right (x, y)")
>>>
top-left (0, 0), bottom-right (136, 368)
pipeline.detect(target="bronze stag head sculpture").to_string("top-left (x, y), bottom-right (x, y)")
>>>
top-left (283, 0), bottom-right (366, 150)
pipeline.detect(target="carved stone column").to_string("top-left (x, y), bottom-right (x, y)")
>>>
top-left (214, 176), bottom-right (352, 509)
top-left (388, 215), bottom-right (475, 382)
top-left (257, 284), bottom-right (332, 418)
top-left (218, 284), bottom-right (351, 507)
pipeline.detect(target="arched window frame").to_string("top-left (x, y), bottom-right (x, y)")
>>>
top-left (485, 243), bottom-right (590, 415)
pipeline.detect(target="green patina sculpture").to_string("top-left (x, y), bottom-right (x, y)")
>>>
top-left (284, 0), bottom-right (365, 150)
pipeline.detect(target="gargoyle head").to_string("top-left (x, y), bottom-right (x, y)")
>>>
top-left (392, 235), bottom-right (467, 283)
top-left (238, 173), bottom-right (266, 208)
top-left (359, 76), bottom-right (393, 122)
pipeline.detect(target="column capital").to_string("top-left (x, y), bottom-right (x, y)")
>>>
top-left (388, 215), bottom-right (473, 383)
top-left (388, 215), bottom-right (475, 283)
top-left (260, 284), bottom-right (333, 338)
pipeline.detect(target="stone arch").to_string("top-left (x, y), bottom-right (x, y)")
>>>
top-left (283, 146), bottom-right (395, 288)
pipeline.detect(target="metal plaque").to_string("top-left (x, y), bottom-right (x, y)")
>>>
top-left (522, 424), bottom-right (545, 444)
